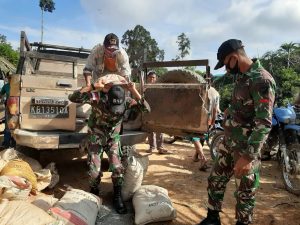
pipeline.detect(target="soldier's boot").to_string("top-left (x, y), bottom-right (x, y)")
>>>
top-left (113, 185), bottom-right (127, 214)
top-left (197, 208), bottom-right (221, 225)
top-left (236, 221), bottom-right (248, 225)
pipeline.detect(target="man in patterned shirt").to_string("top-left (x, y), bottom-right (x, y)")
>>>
top-left (69, 81), bottom-right (150, 214)
top-left (83, 33), bottom-right (131, 86)
top-left (197, 39), bottom-right (276, 225)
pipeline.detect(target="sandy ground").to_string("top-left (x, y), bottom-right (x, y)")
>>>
top-left (38, 140), bottom-right (300, 225)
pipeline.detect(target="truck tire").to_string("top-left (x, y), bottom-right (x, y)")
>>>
top-left (158, 69), bottom-right (206, 84)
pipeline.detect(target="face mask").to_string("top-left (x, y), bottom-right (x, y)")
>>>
top-left (225, 57), bottom-right (239, 75)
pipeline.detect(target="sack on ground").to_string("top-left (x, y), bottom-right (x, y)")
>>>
top-left (30, 193), bottom-right (59, 211)
top-left (48, 188), bottom-right (101, 225)
top-left (133, 185), bottom-right (176, 225)
top-left (0, 175), bottom-right (31, 200)
top-left (18, 152), bottom-right (43, 172)
top-left (124, 148), bottom-right (149, 176)
top-left (35, 169), bottom-right (52, 191)
top-left (0, 199), bottom-right (58, 225)
top-left (0, 148), bottom-right (18, 171)
top-left (121, 156), bottom-right (144, 201)
top-left (45, 162), bottom-right (60, 189)
top-left (0, 159), bottom-right (37, 194)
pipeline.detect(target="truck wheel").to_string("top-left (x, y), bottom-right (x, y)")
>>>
top-left (158, 69), bottom-right (206, 84)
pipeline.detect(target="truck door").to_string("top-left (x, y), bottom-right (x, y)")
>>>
top-left (14, 51), bottom-right (85, 131)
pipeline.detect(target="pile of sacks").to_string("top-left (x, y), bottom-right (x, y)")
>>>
top-left (0, 147), bottom-right (177, 225)
top-left (0, 148), bottom-right (101, 225)
top-left (120, 148), bottom-right (177, 225)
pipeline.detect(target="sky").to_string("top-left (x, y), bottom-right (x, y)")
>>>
top-left (1, 0), bottom-right (300, 74)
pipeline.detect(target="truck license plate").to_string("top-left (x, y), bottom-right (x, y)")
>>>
top-left (30, 97), bottom-right (69, 118)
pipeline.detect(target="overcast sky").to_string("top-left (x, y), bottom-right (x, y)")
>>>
top-left (0, 0), bottom-right (300, 74)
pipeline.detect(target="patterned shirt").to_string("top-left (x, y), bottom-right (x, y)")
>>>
top-left (83, 44), bottom-right (131, 82)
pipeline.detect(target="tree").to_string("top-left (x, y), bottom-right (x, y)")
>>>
top-left (121, 25), bottom-right (165, 69)
top-left (0, 34), bottom-right (19, 67)
top-left (278, 42), bottom-right (299, 68)
top-left (174, 32), bottom-right (190, 60)
top-left (39, 0), bottom-right (55, 43)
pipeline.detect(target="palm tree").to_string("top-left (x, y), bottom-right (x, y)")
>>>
top-left (279, 42), bottom-right (297, 68)
top-left (39, 0), bottom-right (55, 43)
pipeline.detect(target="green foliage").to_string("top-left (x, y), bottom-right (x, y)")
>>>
top-left (276, 68), bottom-right (300, 105)
top-left (218, 83), bottom-right (234, 111)
top-left (39, 0), bottom-right (55, 12)
top-left (121, 25), bottom-right (165, 68)
top-left (260, 42), bottom-right (300, 105)
top-left (213, 74), bottom-right (235, 111)
top-left (0, 34), bottom-right (19, 66)
top-left (174, 32), bottom-right (190, 60)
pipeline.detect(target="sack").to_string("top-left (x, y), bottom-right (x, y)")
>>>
top-left (121, 156), bottom-right (144, 201)
top-left (35, 169), bottom-right (52, 191)
top-left (125, 148), bottom-right (149, 176)
top-left (18, 153), bottom-right (42, 172)
top-left (45, 162), bottom-right (60, 189)
top-left (49, 188), bottom-right (101, 225)
top-left (76, 103), bottom-right (91, 118)
top-left (96, 74), bottom-right (127, 85)
top-left (0, 175), bottom-right (31, 200)
top-left (30, 193), bottom-right (59, 211)
top-left (0, 199), bottom-right (57, 225)
top-left (0, 159), bottom-right (37, 193)
top-left (0, 148), bottom-right (18, 171)
top-left (133, 185), bottom-right (176, 225)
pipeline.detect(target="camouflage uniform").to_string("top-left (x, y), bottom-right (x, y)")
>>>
top-left (68, 90), bottom-right (149, 188)
top-left (207, 59), bottom-right (276, 224)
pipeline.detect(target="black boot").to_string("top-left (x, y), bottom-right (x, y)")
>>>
top-left (197, 208), bottom-right (221, 225)
top-left (113, 185), bottom-right (127, 214)
top-left (236, 221), bottom-right (248, 225)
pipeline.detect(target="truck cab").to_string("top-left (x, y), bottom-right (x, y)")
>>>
top-left (8, 31), bottom-right (210, 150)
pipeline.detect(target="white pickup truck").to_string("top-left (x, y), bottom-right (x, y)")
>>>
top-left (8, 31), bottom-right (210, 151)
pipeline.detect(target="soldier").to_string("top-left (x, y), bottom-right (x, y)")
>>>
top-left (68, 81), bottom-right (150, 214)
top-left (197, 39), bottom-right (276, 225)
top-left (83, 33), bottom-right (131, 86)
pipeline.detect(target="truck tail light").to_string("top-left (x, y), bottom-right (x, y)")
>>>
top-left (7, 96), bottom-right (19, 115)
top-left (7, 97), bottom-right (20, 130)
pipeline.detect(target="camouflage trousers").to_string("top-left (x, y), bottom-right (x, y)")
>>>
top-left (207, 119), bottom-right (262, 224)
top-left (80, 131), bottom-right (124, 188)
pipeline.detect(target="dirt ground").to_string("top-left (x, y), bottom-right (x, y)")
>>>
top-left (37, 139), bottom-right (300, 225)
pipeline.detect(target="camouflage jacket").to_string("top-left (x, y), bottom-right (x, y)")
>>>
top-left (69, 90), bottom-right (149, 137)
top-left (227, 59), bottom-right (276, 158)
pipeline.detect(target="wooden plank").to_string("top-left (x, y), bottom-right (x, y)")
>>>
top-left (22, 51), bottom-right (81, 63)
top-left (20, 31), bottom-right (31, 52)
top-left (30, 42), bottom-right (91, 53)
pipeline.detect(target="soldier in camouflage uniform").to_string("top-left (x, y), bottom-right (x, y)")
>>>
top-left (69, 81), bottom-right (150, 214)
top-left (197, 39), bottom-right (276, 225)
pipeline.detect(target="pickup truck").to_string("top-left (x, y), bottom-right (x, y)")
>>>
top-left (8, 31), bottom-right (210, 151)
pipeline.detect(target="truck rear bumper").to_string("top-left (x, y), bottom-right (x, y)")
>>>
top-left (13, 129), bottom-right (148, 150)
